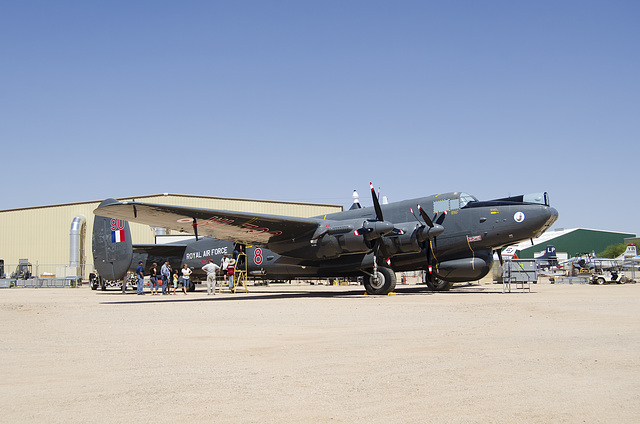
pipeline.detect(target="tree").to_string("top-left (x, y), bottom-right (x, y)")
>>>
top-left (598, 243), bottom-right (626, 258)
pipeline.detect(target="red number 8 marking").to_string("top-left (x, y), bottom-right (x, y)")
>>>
top-left (254, 248), bottom-right (263, 265)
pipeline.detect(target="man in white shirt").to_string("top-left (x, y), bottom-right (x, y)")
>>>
top-left (221, 255), bottom-right (230, 286)
top-left (202, 258), bottom-right (220, 295)
top-left (160, 261), bottom-right (171, 295)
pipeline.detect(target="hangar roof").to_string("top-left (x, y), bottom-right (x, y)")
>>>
top-left (0, 193), bottom-right (343, 213)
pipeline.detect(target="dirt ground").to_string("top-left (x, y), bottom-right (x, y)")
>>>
top-left (1, 280), bottom-right (638, 424)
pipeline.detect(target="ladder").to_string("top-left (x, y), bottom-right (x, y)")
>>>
top-left (231, 252), bottom-right (249, 293)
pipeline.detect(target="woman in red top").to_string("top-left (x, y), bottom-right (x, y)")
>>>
top-left (227, 259), bottom-right (235, 289)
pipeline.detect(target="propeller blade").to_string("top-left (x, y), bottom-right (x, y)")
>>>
top-left (497, 249), bottom-right (504, 266)
top-left (192, 218), bottom-right (199, 241)
top-left (370, 182), bottom-right (384, 221)
top-left (416, 204), bottom-right (434, 227)
top-left (435, 211), bottom-right (447, 225)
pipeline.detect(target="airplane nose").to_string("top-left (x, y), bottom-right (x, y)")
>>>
top-left (549, 207), bottom-right (559, 225)
top-left (535, 206), bottom-right (558, 237)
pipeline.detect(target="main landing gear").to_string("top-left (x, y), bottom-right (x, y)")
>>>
top-left (425, 273), bottom-right (454, 291)
top-left (363, 267), bottom-right (396, 295)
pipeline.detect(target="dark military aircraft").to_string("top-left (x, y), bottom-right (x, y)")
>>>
top-left (92, 185), bottom-right (558, 295)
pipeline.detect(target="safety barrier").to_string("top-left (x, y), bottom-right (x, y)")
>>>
top-left (2, 262), bottom-right (88, 282)
top-left (4, 277), bottom-right (81, 288)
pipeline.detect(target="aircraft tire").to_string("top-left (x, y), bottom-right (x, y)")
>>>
top-left (364, 267), bottom-right (396, 295)
top-left (426, 275), bottom-right (454, 291)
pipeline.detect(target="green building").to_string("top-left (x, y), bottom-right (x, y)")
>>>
top-left (509, 228), bottom-right (636, 259)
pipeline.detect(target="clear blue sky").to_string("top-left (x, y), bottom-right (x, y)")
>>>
top-left (1, 1), bottom-right (638, 236)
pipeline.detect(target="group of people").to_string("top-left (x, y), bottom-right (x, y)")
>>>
top-left (202, 254), bottom-right (237, 295)
top-left (129, 253), bottom-right (240, 296)
top-left (132, 260), bottom-right (193, 295)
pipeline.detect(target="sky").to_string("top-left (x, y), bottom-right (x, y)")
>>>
top-left (1, 1), bottom-right (639, 236)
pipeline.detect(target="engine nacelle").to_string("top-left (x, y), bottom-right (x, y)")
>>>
top-left (380, 230), bottom-right (422, 255)
top-left (334, 231), bottom-right (375, 255)
top-left (270, 218), bottom-right (396, 260)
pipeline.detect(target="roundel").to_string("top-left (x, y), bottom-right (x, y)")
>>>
top-left (513, 211), bottom-right (525, 223)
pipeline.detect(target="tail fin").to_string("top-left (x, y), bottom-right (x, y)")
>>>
top-left (92, 198), bottom-right (133, 280)
top-left (624, 244), bottom-right (637, 258)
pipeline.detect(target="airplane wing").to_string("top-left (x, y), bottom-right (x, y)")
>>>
top-left (94, 200), bottom-right (321, 246)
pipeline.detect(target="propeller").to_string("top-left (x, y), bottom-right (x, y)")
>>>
top-left (414, 205), bottom-right (444, 242)
top-left (354, 182), bottom-right (395, 279)
top-left (413, 204), bottom-right (446, 281)
top-left (354, 182), bottom-right (394, 240)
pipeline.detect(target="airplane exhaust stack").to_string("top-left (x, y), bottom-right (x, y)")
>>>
top-left (69, 215), bottom-right (86, 273)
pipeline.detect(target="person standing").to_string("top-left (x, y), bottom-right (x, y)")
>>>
top-left (149, 262), bottom-right (158, 295)
top-left (160, 261), bottom-right (171, 295)
top-left (172, 269), bottom-right (179, 295)
top-left (202, 258), bottom-right (220, 295)
top-left (227, 258), bottom-right (236, 290)
top-left (135, 260), bottom-right (145, 295)
top-left (181, 264), bottom-right (192, 294)
top-left (221, 255), bottom-right (230, 286)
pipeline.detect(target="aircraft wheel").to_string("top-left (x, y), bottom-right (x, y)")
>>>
top-left (89, 273), bottom-right (98, 290)
top-left (426, 275), bottom-right (454, 291)
top-left (99, 276), bottom-right (107, 291)
top-left (364, 267), bottom-right (396, 295)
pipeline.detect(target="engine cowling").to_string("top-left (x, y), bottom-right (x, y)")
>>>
top-left (380, 229), bottom-right (422, 255)
top-left (312, 219), bottom-right (396, 259)
top-left (378, 222), bottom-right (444, 256)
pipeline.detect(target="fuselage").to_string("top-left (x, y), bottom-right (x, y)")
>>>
top-left (161, 191), bottom-right (558, 283)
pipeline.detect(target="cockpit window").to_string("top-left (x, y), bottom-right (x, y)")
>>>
top-left (523, 192), bottom-right (549, 206)
top-left (459, 193), bottom-right (477, 207)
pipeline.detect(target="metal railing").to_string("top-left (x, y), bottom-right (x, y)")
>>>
top-left (1, 262), bottom-right (87, 288)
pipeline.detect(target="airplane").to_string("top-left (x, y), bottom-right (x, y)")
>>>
top-left (556, 244), bottom-right (639, 276)
top-left (92, 185), bottom-right (558, 295)
top-left (535, 245), bottom-right (558, 268)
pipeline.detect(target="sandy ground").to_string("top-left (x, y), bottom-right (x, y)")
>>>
top-left (0, 280), bottom-right (639, 424)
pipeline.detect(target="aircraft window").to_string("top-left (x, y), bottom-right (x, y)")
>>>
top-left (523, 192), bottom-right (548, 206)
top-left (434, 194), bottom-right (478, 213)
top-left (433, 199), bottom-right (449, 213)
top-left (459, 193), bottom-right (477, 208)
